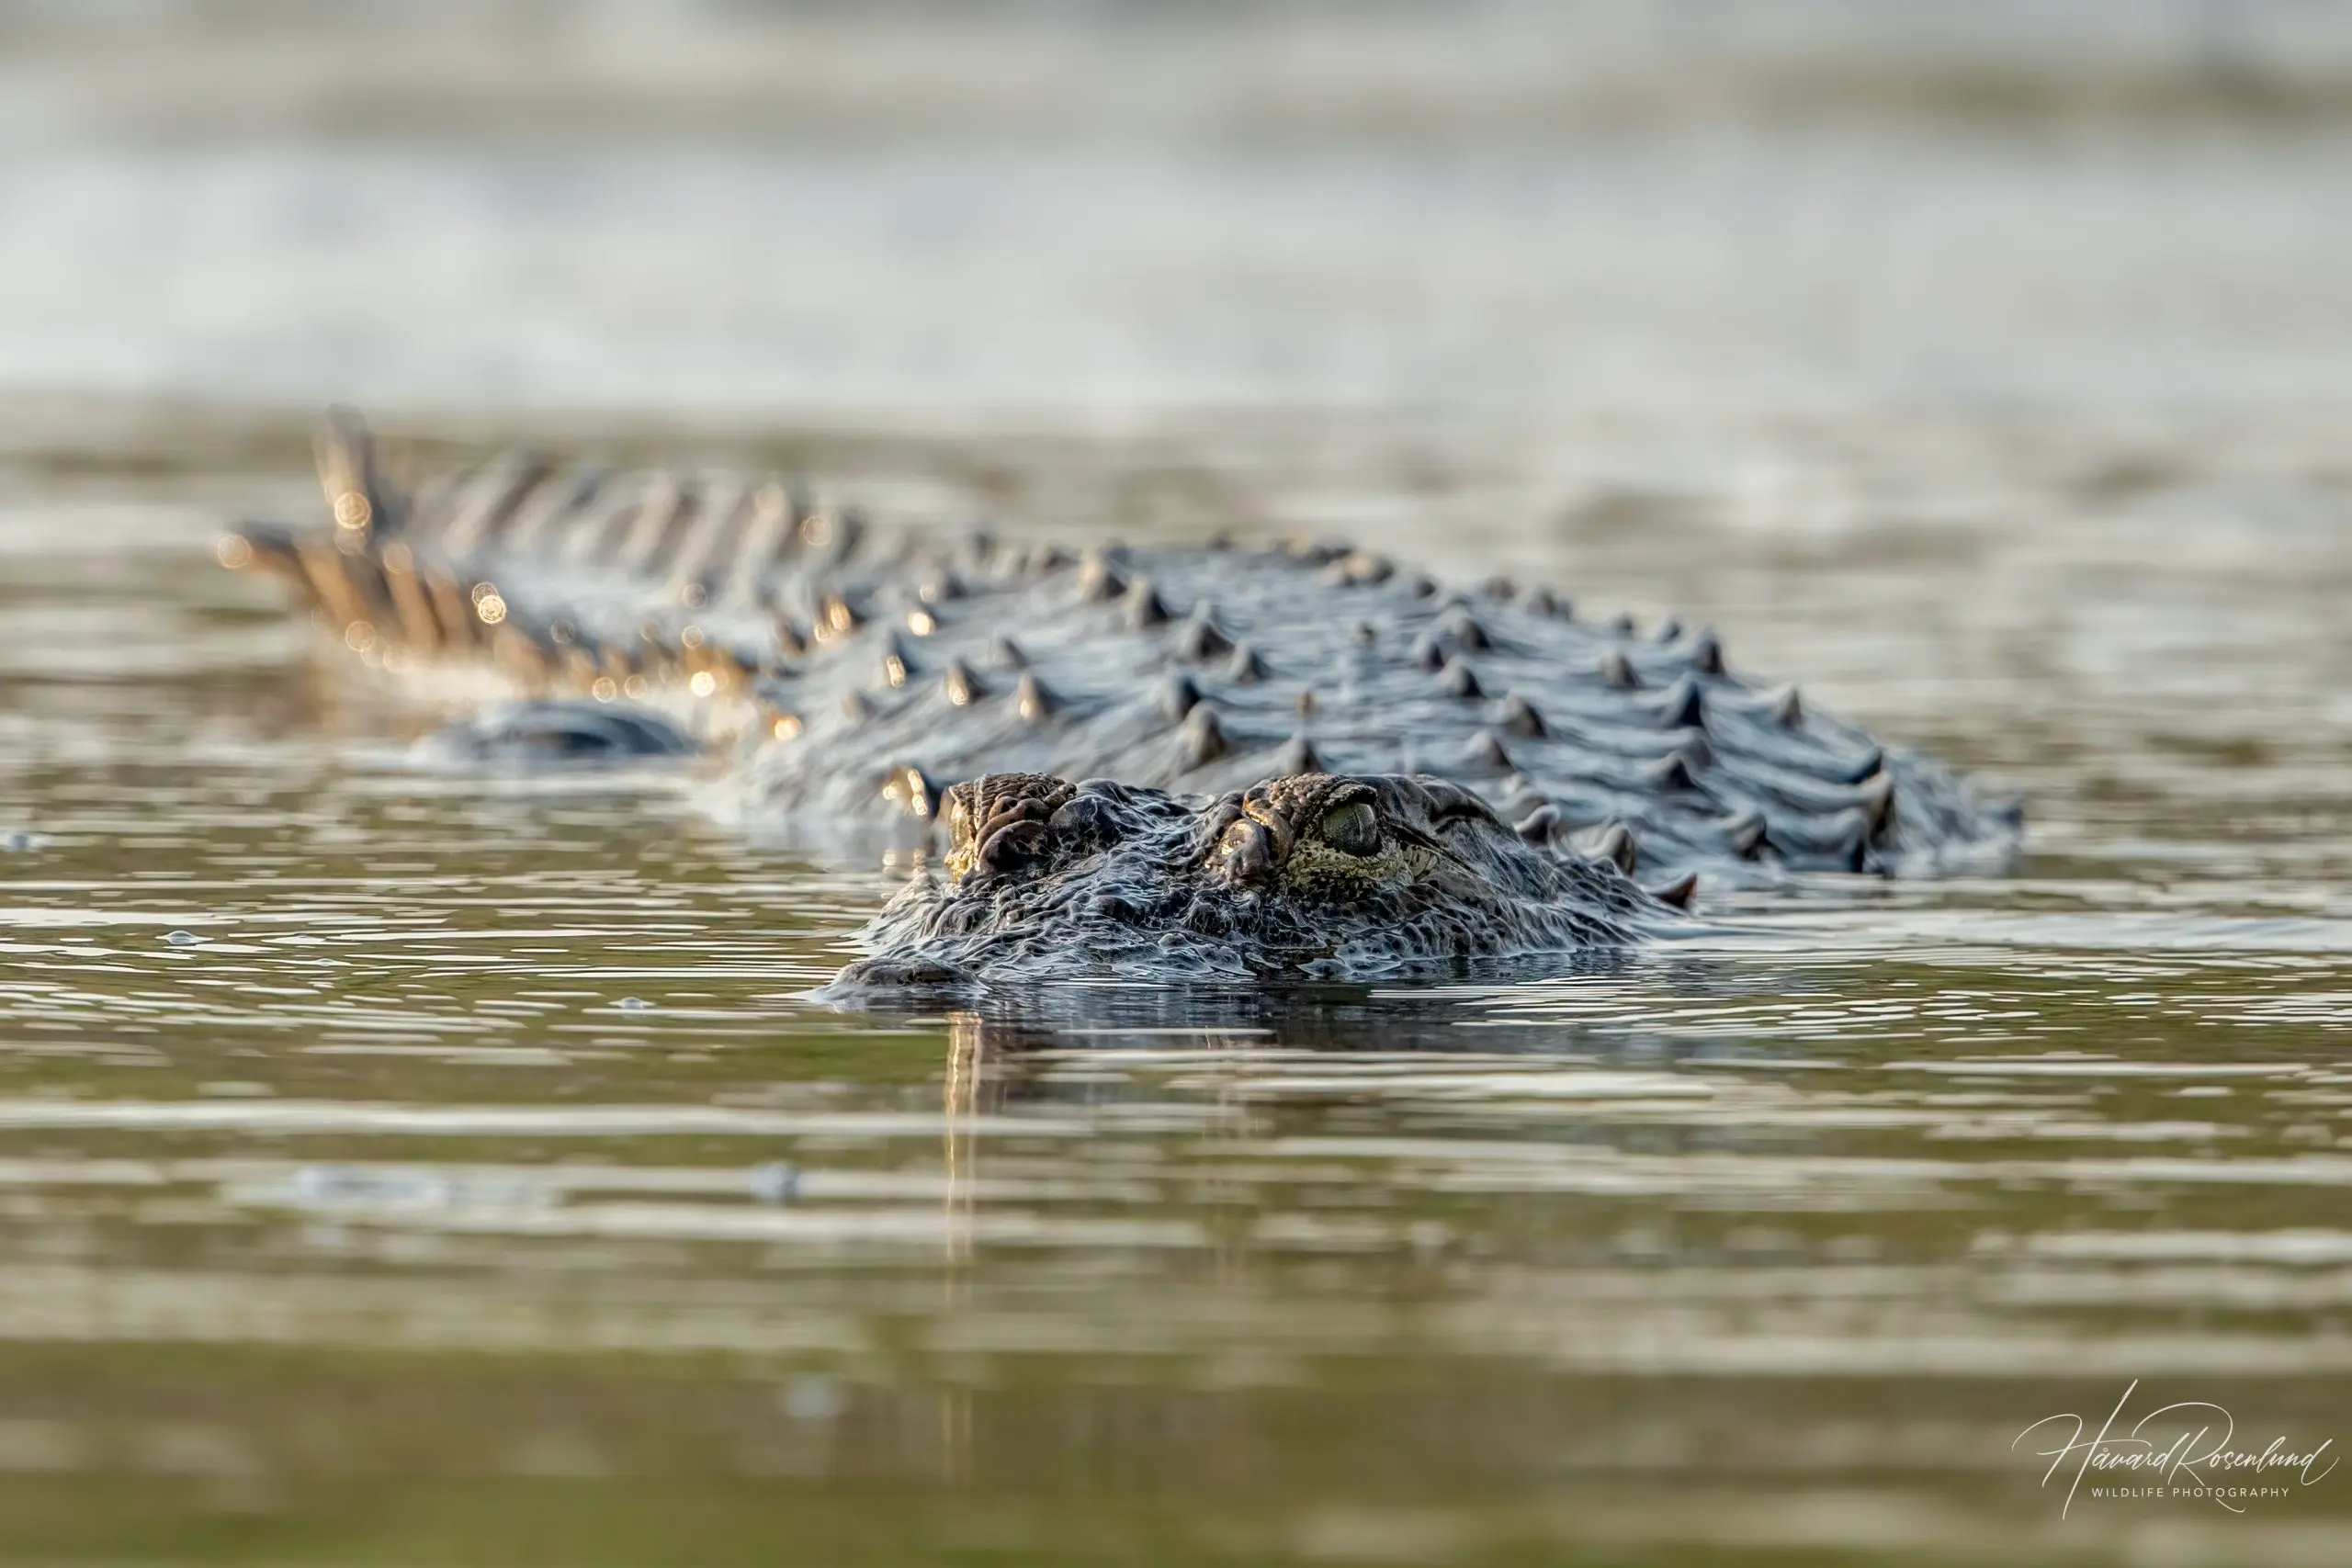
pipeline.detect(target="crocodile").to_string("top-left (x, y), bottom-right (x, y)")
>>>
top-left (221, 409), bottom-right (2019, 987)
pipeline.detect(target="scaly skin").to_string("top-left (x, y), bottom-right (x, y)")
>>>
top-left (839, 771), bottom-right (1666, 988)
top-left (221, 410), bottom-right (2021, 986)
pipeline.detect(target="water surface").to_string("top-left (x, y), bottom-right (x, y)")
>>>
top-left (1, 4), bottom-right (2350, 1563)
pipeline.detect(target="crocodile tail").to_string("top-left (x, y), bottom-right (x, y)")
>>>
top-left (224, 409), bottom-right (824, 707)
top-left (312, 403), bottom-right (407, 547)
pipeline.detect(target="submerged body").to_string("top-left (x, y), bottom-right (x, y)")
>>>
top-left (842, 771), bottom-right (1668, 987)
top-left (224, 411), bottom-right (2019, 986)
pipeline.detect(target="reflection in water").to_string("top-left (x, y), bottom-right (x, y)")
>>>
top-left (1, 4), bottom-right (2350, 1560)
top-left (0, 418), bottom-right (2348, 1560)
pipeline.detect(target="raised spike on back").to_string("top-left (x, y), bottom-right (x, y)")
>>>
top-left (1179, 704), bottom-right (1227, 768)
top-left (241, 412), bottom-right (2023, 902)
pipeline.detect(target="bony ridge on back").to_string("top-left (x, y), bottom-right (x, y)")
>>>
top-left (220, 409), bottom-right (2022, 988)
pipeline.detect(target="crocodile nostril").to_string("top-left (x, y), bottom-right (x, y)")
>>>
top-left (1224, 820), bottom-right (1274, 883)
top-left (1046, 793), bottom-right (1123, 848)
top-left (977, 800), bottom-right (1049, 846)
top-left (977, 818), bottom-right (1051, 876)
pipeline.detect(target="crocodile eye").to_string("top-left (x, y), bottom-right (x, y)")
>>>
top-left (1319, 799), bottom-right (1380, 856)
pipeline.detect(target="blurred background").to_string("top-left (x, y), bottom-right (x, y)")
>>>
top-left (6, 1), bottom-right (2351, 438)
top-left (0, 3), bottom-right (2349, 1565)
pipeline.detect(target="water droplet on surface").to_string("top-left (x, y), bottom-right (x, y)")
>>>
top-left (781, 1378), bottom-right (844, 1424)
top-left (750, 1162), bottom-right (800, 1203)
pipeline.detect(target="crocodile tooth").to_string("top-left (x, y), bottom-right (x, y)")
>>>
top-left (918, 569), bottom-right (965, 604)
top-left (1124, 575), bottom-right (1170, 628)
top-left (1226, 642), bottom-right (1269, 682)
top-left (1515, 804), bottom-right (1561, 842)
top-left (1274, 736), bottom-right (1320, 775)
top-left (1159, 671), bottom-right (1202, 721)
top-left (1439, 658), bottom-right (1483, 699)
top-left (1498, 694), bottom-right (1547, 738)
top-left (771, 615), bottom-right (807, 659)
top-left (1690, 629), bottom-right (1725, 675)
top-left (1014, 671), bottom-right (1058, 723)
top-left (1521, 586), bottom-right (1563, 618)
top-left (941, 659), bottom-right (987, 707)
top-left (1597, 650), bottom-right (1639, 690)
top-left (988, 636), bottom-right (1028, 670)
top-left (1480, 575), bottom-right (1516, 602)
top-left (1403, 573), bottom-right (1438, 599)
top-left (1770, 685), bottom-right (1804, 728)
top-left (1645, 872), bottom-right (1699, 909)
top-left (1180, 704), bottom-right (1228, 768)
top-left (1655, 676), bottom-right (1704, 729)
top-left (841, 691), bottom-right (877, 723)
top-left (1606, 613), bottom-right (1635, 637)
top-left (1592, 824), bottom-right (1637, 875)
top-left (1653, 617), bottom-right (1682, 643)
top-left (1409, 634), bottom-right (1445, 671)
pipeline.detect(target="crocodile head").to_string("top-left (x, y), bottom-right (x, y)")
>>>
top-left (827, 771), bottom-right (1675, 990)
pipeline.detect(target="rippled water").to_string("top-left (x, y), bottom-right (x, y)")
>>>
top-left (3, 404), bottom-right (2346, 1562)
top-left (4, 5), bottom-right (2352, 1565)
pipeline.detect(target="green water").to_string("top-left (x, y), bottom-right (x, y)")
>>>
top-left (6, 3), bottom-right (2352, 1557)
top-left (0, 410), bottom-right (2345, 1565)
